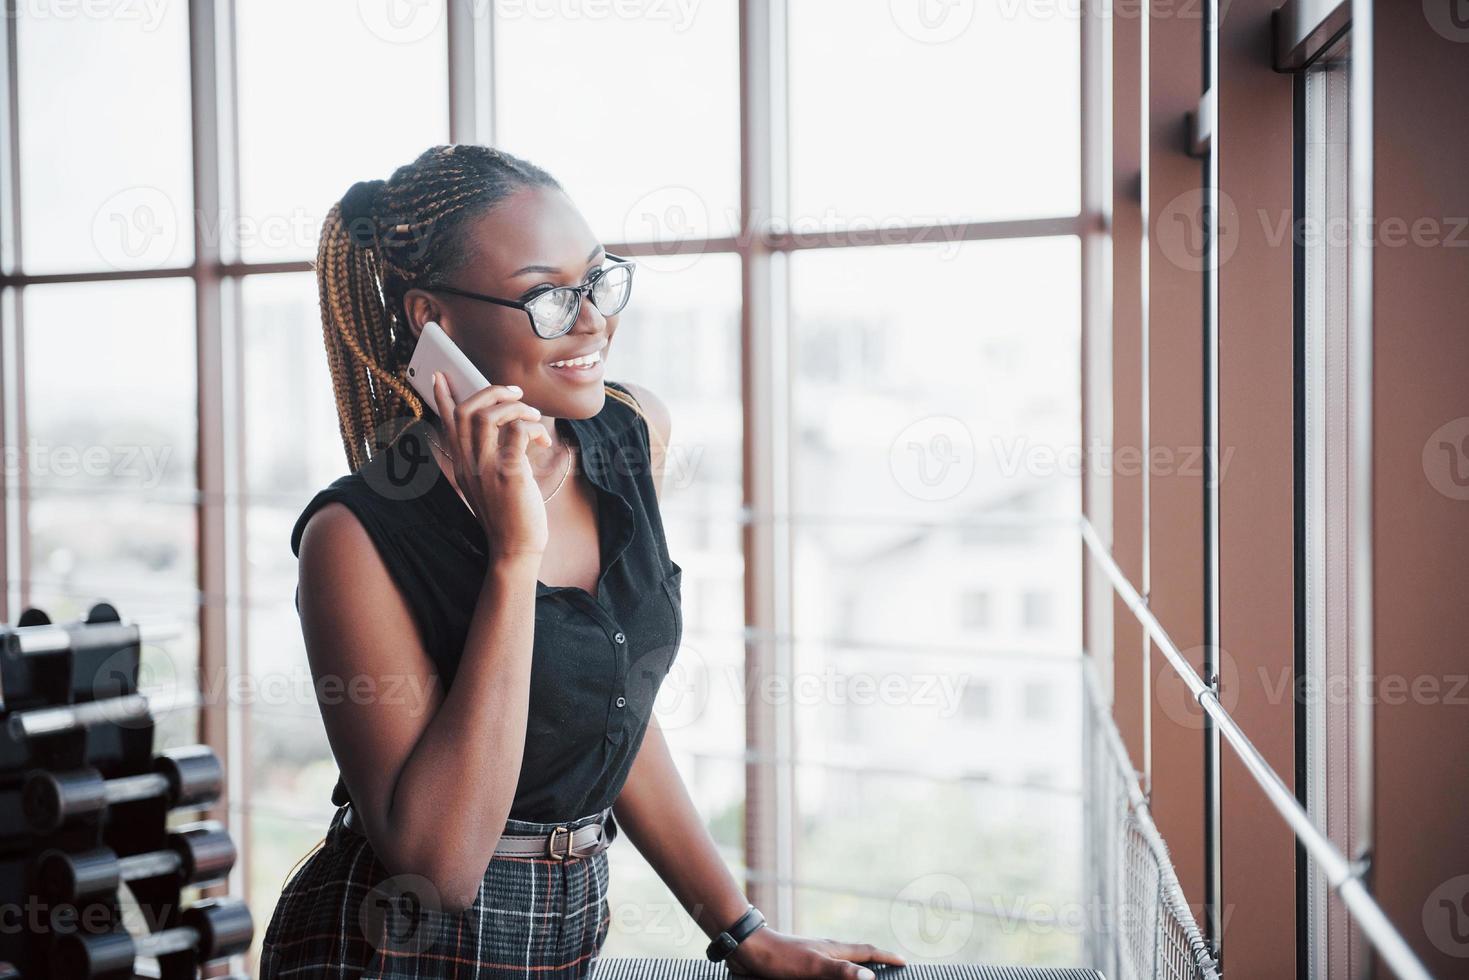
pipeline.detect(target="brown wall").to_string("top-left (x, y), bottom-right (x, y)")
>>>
top-left (1370, 4), bottom-right (1469, 974)
top-left (1215, 1), bottom-right (1300, 976)
top-left (1109, 1), bottom-right (1147, 771)
top-left (1144, 7), bottom-right (1207, 917)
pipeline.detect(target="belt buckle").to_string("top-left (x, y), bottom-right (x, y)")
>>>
top-left (547, 825), bottom-right (573, 860)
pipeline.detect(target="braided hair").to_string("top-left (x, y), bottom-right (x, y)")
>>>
top-left (314, 143), bottom-right (659, 473)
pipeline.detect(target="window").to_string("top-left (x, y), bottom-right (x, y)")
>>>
top-left (1023, 680), bottom-right (1054, 722)
top-left (17, 3), bottom-right (193, 273)
top-left (963, 681), bottom-right (994, 722)
top-left (1023, 590), bottom-right (1053, 632)
top-left (788, 0), bottom-right (1078, 228)
top-left (1, 3), bottom-right (1084, 972)
top-left (495, 5), bottom-right (740, 243)
top-left (785, 8), bottom-right (1082, 959)
top-left (1296, 35), bottom-right (1358, 980)
top-left (961, 590), bottom-right (992, 630)
top-left (234, 0), bottom-right (450, 263)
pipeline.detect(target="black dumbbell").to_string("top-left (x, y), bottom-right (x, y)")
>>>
top-left (6, 692), bottom-right (150, 740)
top-left (35, 820), bottom-right (237, 902)
top-left (22, 745), bottom-right (222, 832)
top-left (55, 896), bottom-right (253, 979)
top-left (7, 686), bottom-right (197, 742)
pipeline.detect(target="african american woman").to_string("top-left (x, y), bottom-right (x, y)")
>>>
top-left (258, 144), bottom-right (906, 980)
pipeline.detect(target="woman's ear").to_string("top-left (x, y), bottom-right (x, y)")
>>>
top-left (400, 288), bottom-right (443, 342)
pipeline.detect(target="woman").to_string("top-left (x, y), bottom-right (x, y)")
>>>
top-left (259, 144), bottom-right (905, 979)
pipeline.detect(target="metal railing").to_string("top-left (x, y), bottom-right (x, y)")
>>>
top-left (1079, 517), bottom-right (1432, 980)
top-left (1084, 657), bottom-right (1220, 980)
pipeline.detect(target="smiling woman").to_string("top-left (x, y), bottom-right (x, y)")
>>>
top-left (258, 143), bottom-right (901, 980)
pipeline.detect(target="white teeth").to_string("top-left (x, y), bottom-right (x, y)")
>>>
top-left (550, 350), bottom-right (601, 368)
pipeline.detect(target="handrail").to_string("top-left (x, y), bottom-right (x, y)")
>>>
top-left (1079, 517), bottom-right (1433, 980)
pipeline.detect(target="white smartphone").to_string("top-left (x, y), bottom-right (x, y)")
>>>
top-left (406, 321), bottom-right (492, 409)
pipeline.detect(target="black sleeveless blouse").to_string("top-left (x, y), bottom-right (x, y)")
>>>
top-left (289, 380), bottom-right (684, 822)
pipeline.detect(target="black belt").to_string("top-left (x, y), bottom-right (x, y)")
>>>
top-left (341, 803), bottom-right (617, 860)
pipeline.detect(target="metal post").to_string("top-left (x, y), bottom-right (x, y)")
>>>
top-left (1346, 0), bottom-right (1374, 900)
top-left (739, 0), bottom-right (794, 930)
top-left (1202, 0), bottom-right (1224, 961)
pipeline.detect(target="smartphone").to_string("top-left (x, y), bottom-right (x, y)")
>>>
top-left (406, 321), bottom-right (492, 409)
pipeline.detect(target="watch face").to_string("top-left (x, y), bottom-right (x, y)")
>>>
top-left (706, 934), bottom-right (738, 961)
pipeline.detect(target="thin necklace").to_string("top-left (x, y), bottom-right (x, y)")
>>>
top-left (424, 426), bottom-right (574, 504)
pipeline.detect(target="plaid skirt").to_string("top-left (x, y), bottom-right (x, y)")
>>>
top-left (259, 805), bottom-right (615, 979)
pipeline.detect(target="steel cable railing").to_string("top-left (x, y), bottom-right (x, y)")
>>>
top-left (1084, 657), bottom-right (1220, 980)
top-left (1080, 516), bottom-right (1432, 980)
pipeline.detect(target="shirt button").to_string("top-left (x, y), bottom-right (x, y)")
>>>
top-left (614, 631), bottom-right (626, 644)
top-left (615, 696), bottom-right (627, 708)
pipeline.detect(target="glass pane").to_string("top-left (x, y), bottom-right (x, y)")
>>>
top-left (604, 753), bottom-right (744, 959)
top-left (789, 0), bottom-right (1079, 228)
top-left (245, 700), bottom-right (337, 820)
top-left (794, 866), bottom-right (1084, 967)
top-left (246, 504), bottom-right (338, 966)
top-left (495, 5), bottom-right (740, 244)
top-left (241, 272), bottom-right (356, 500)
top-left (794, 522), bottom-right (1081, 654)
top-left (247, 807), bottom-right (340, 976)
top-left (793, 769), bottom-right (1083, 966)
top-left (245, 504), bottom-right (333, 761)
top-left (27, 496), bottom-right (199, 604)
top-left (244, 497), bottom-right (341, 969)
top-left (235, 1), bottom-right (450, 262)
top-left (608, 251), bottom-right (742, 508)
top-left (789, 237), bottom-right (1081, 525)
top-left (789, 235), bottom-right (1082, 963)
top-left (649, 632), bottom-right (746, 849)
top-left (599, 252), bottom-right (746, 956)
top-left (23, 279), bottom-right (197, 495)
top-left (16, 2), bottom-right (194, 273)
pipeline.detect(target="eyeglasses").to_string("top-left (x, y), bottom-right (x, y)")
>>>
top-left (423, 252), bottom-right (636, 340)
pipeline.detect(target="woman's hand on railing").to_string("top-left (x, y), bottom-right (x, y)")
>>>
top-left (726, 926), bottom-right (906, 979)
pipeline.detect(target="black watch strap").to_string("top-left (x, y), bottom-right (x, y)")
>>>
top-left (705, 904), bottom-right (766, 962)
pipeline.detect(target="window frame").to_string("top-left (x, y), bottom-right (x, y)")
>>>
top-left (0, 0), bottom-right (1089, 957)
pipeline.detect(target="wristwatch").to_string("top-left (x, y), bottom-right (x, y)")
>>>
top-left (705, 904), bottom-right (766, 962)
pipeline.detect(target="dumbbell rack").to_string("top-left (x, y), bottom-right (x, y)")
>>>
top-left (0, 603), bottom-right (252, 979)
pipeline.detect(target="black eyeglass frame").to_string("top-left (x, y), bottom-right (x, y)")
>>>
top-left (419, 251), bottom-right (637, 339)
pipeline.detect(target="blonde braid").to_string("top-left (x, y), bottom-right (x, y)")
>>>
top-left (315, 199), bottom-right (423, 472)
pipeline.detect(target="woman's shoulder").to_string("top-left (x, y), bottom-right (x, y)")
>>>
top-left (290, 471), bottom-right (374, 559)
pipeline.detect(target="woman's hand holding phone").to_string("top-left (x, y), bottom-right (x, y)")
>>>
top-left (431, 371), bottom-right (553, 561)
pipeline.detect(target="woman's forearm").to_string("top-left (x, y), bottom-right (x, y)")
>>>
top-left (613, 718), bottom-right (752, 942)
top-left (380, 553), bottom-right (541, 907)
